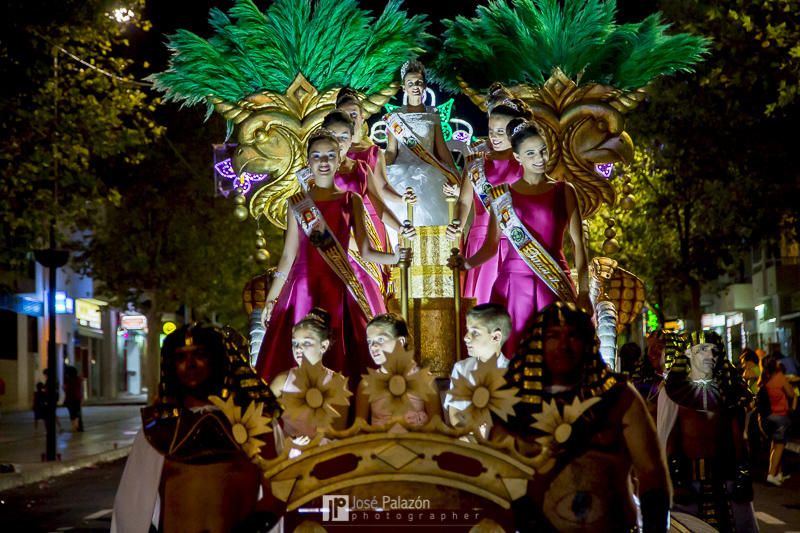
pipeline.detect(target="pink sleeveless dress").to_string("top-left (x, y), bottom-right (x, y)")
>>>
top-left (490, 181), bottom-right (576, 357)
top-left (369, 366), bottom-right (429, 429)
top-left (344, 149), bottom-right (388, 251)
top-left (463, 155), bottom-right (522, 303)
top-left (335, 161), bottom-right (389, 307)
top-left (256, 192), bottom-right (381, 383)
top-left (280, 367), bottom-right (337, 437)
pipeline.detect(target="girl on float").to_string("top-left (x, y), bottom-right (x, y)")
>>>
top-left (256, 129), bottom-right (415, 382)
top-left (446, 84), bottom-right (532, 304)
top-left (270, 309), bottom-right (348, 437)
top-left (320, 110), bottom-right (414, 297)
top-left (355, 313), bottom-right (441, 428)
top-left (451, 119), bottom-right (590, 357)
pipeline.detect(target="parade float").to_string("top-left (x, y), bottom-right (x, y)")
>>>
top-left (150, 0), bottom-right (708, 529)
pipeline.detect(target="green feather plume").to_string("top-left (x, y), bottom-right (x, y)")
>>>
top-left (430, 0), bottom-right (710, 92)
top-left (149, 0), bottom-right (431, 111)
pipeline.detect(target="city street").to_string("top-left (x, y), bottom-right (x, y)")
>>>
top-left (1, 443), bottom-right (799, 532)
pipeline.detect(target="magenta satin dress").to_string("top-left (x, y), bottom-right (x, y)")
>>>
top-left (490, 181), bottom-right (576, 357)
top-left (345, 148), bottom-right (388, 251)
top-left (256, 192), bottom-right (383, 383)
top-left (463, 155), bottom-right (522, 303)
top-left (335, 160), bottom-right (387, 306)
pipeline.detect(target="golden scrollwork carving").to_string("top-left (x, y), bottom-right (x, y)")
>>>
top-left (212, 74), bottom-right (400, 228)
top-left (253, 417), bottom-right (546, 512)
top-left (459, 68), bottom-right (646, 218)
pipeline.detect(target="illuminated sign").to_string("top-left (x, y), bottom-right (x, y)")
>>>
top-left (701, 313), bottom-right (726, 329)
top-left (76, 299), bottom-right (101, 329)
top-left (162, 321), bottom-right (177, 335)
top-left (120, 314), bottom-right (147, 330)
top-left (55, 292), bottom-right (74, 315)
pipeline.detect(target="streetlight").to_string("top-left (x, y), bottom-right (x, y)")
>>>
top-left (108, 7), bottom-right (135, 24)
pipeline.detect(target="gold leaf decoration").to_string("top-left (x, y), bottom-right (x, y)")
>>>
top-left (215, 74), bottom-right (399, 229)
top-left (531, 396), bottom-right (601, 449)
top-left (281, 359), bottom-right (351, 432)
top-left (448, 355), bottom-right (520, 429)
top-left (208, 395), bottom-right (273, 458)
top-left (362, 348), bottom-right (436, 416)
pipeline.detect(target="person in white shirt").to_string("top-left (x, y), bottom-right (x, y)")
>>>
top-left (445, 303), bottom-right (511, 432)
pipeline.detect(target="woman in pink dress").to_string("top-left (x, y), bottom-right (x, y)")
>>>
top-left (334, 90), bottom-right (416, 251)
top-left (322, 110), bottom-right (415, 296)
top-left (447, 84), bottom-right (531, 303)
top-left (454, 119), bottom-right (590, 357)
top-left (257, 130), bottom-right (415, 383)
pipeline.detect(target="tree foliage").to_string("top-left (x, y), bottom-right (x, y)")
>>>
top-left (78, 110), bottom-right (283, 397)
top-left (0, 0), bottom-right (162, 268)
top-left (588, 0), bottom-right (800, 325)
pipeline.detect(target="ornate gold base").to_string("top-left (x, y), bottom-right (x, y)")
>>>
top-left (388, 296), bottom-right (476, 378)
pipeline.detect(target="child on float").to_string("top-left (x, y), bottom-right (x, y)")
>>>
top-left (450, 118), bottom-right (590, 357)
top-left (446, 85), bottom-right (532, 304)
top-left (355, 313), bottom-right (441, 428)
top-left (256, 130), bottom-right (415, 384)
top-left (269, 309), bottom-right (348, 438)
top-left (444, 303), bottom-right (511, 436)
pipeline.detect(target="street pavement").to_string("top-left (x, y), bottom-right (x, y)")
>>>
top-left (0, 405), bottom-right (143, 492)
top-left (0, 405), bottom-right (799, 531)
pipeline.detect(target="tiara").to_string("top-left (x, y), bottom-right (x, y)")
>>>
top-left (400, 61), bottom-right (411, 80)
top-left (511, 121), bottom-right (530, 137)
top-left (400, 60), bottom-right (425, 81)
top-left (494, 98), bottom-right (520, 112)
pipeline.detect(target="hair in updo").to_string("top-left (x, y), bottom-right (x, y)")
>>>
top-left (506, 117), bottom-right (544, 152)
top-left (321, 109), bottom-right (355, 134)
top-left (401, 60), bottom-right (426, 82)
top-left (367, 313), bottom-right (412, 349)
top-left (336, 87), bottom-right (362, 110)
top-left (486, 83), bottom-right (532, 121)
top-left (292, 307), bottom-right (333, 343)
top-left (306, 128), bottom-right (340, 155)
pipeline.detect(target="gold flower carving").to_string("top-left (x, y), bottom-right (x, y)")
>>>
top-left (209, 395), bottom-right (273, 458)
top-left (281, 359), bottom-right (351, 431)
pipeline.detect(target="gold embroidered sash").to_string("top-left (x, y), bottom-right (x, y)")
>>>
top-left (489, 185), bottom-right (577, 303)
top-left (295, 168), bottom-right (386, 294)
top-left (464, 151), bottom-right (494, 215)
top-left (289, 191), bottom-right (374, 319)
top-left (385, 110), bottom-right (460, 186)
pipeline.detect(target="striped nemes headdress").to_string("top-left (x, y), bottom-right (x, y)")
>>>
top-left (505, 301), bottom-right (618, 416)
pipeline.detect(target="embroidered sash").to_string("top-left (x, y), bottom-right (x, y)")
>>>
top-left (295, 168), bottom-right (386, 294)
top-left (288, 191), bottom-right (374, 319)
top-left (489, 185), bottom-right (577, 303)
top-left (464, 151), bottom-right (494, 215)
top-left (384, 110), bottom-right (460, 186)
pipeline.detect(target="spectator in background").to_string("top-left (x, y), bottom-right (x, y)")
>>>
top-left (740, 349), bottom-right (761, 396)
top-left (740, 348), bottom-right (762, 464)
top-left (63, 366), bottom-right (84, 432)
top-left (770, 343), bottom-right (798, 376)
top-left (759, 355), bottom-right (796, 486)
top-left (618, 342), bottom-right (642, 377)
top-left (33, 382), bottom-right (47, 431)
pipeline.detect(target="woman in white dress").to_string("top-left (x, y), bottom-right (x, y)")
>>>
top-left (384, 60), bottom-right (459, 228)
